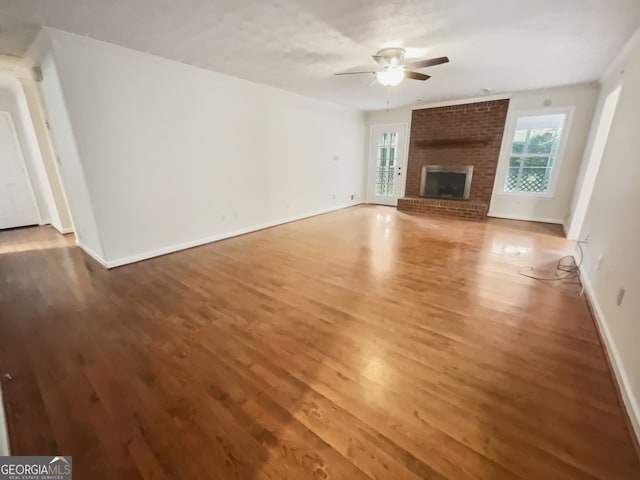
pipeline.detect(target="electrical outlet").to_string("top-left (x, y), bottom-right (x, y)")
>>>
top-left (332, 194), bottom-right (336, 200)
top-left (616, 288), bottom-right (626, 307)
top-left (596, 256), bottom-right (603, 270)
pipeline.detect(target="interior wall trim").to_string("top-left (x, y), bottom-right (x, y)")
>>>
top-left (76, 241), bottom-right (108, 268)
top-left (486, 212), bottom-right (565, 224)
top-left (581, 272), bottom-right (640, 454)
top-left (80, 202), bottom-right (361, 269)
top-left (0, 383), bottom-right (10, 456)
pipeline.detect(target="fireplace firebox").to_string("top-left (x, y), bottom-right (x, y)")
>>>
top-left (420, 165), bottom-right (473, 200)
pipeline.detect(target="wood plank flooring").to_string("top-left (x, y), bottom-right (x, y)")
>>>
top-left (0, 205), bottom-right (638, 479)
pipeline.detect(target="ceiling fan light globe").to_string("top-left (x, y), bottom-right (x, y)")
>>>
top-left (376, 67), bottom-right (404, 86)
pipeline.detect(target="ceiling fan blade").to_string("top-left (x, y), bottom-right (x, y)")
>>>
top-left (372, 55), bottom-right (385, 65)
top-left (403, 56), bottom-right (449, 70)
top-left (405, 70), bottom-right (431, 81)
top-left (334, 71), bottom-right (377, 76)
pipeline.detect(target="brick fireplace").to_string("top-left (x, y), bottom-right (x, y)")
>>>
top-left (397, 99), bottom-right (509, 219)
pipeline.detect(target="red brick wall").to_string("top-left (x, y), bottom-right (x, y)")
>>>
top-left (405, 99), bottom-right (509, 205)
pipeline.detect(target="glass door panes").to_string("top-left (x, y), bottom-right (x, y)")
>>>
top-left (376, 132), bottom-right (398, 196)
top-left (504, 113), bottom-right (566, 193)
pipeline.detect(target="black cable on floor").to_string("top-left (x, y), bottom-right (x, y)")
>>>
top-left (517, 240), bottom-right (585, 286)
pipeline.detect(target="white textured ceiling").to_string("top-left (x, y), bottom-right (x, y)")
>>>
top-left (0, 0), bottom-right (639, 110)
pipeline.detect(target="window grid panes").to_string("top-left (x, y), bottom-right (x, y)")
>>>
top-left (504, 114), bottom-right (566, 194)
top-left (376, 132), bottom-right (398, 196)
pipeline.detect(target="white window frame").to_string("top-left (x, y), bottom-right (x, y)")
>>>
top-left (494, 106), bottom-right (574, 198)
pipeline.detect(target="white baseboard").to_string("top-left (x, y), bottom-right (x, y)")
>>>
top-left (0, 382), bottom-right (10, 455)
top-left (581, 273), bottom-right (640, 444)
top-left (76, 241), bottom-right (108, 268)
top-left (47, 219), bottom-right (73, 234)
top-left (53, 224), bottom-right (74, 235)
top-left (90, 202), bottom-right (361, 269)
top-left (487, 212), bottom-right (564, 224)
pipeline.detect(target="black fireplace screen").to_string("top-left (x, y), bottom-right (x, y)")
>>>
top-left (425, 172), bottom-right (466, 198)
top-left (420, 165), bottom-right (473, 200)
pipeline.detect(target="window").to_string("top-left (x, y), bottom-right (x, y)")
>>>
top-left (504, 113), bottom-right (567, 194)
top-left (376, 132), bottom-right (397, 196)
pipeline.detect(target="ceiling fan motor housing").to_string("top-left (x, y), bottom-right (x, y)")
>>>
top-left (374, 48), bottom-right (406, 66)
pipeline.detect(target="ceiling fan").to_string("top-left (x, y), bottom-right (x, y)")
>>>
top-left (335, 48), bottom-right (449, 86)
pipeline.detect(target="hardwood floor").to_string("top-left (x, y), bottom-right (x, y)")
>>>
top-left (0, 205), bottom-right (638, 479)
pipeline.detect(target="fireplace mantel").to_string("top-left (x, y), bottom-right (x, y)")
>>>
top-left (414, 138), bottom-right (491, 148)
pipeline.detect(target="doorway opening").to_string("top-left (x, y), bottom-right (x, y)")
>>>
top-left (567, 84), bottom-right (622, 239)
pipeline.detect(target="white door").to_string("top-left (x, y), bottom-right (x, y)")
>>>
top-left (0, 112), bottom-right (39, 229)
top-left (369, 124), bottom-right (406, 206)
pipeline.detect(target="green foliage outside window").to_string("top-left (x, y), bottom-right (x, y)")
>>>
top-left (505, 115), bottom-right (566, 193)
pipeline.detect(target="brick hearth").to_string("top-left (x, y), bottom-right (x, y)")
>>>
top-left (398, 197), bottom-right (488, 220)
top-left (398, 99), bottom-right (509, 219)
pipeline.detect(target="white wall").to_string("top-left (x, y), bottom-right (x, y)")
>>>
top-left (31, 29), bottom-right (366, 266)
top-left (366, 106), bottom-right (413, 127)
top-left (29, 32), bottom-right (105, 260)
top-left (488, 84), bottom-right (598, 225)
top-left (0, 72), bottom-right (58, 227)
top-left (579, 33), bottom-right (640, 441)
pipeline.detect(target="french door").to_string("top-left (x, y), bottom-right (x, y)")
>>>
top-left (368, 124), bottom-right (406, 206)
